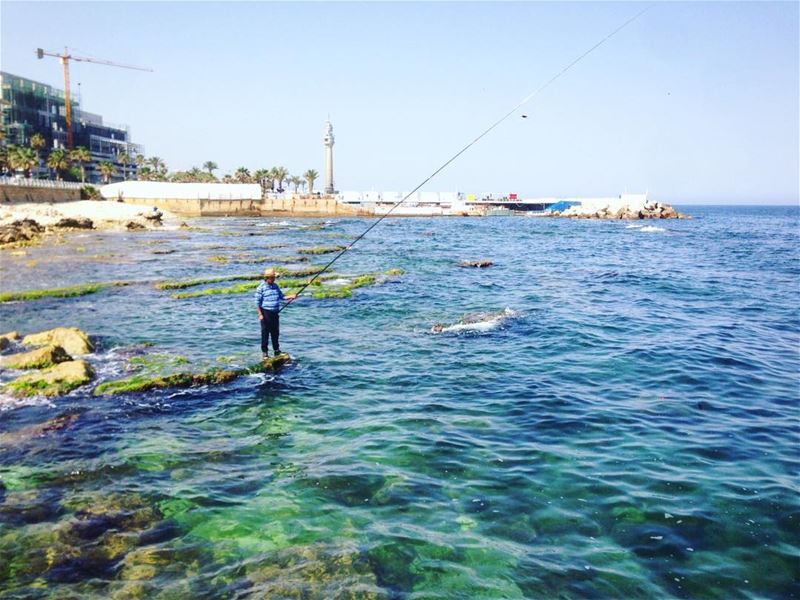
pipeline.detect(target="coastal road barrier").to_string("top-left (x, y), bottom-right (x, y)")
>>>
top-left (1, 177), bottom-right (83, 203)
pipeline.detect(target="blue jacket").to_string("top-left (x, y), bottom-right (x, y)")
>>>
top-left (255, 281), bottom-right (285, 312)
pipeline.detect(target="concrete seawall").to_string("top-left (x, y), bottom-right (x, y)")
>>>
top-left (1, 181), bottom-right (82, 203)
top-left (117, 196), bottom-right (370, 217)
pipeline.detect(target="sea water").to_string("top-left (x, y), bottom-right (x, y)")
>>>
top-left (0, 205), bottom-right (797, 598)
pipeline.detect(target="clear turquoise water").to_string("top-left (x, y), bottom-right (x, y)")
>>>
top-left (0, 206), bottom-right (798, 598)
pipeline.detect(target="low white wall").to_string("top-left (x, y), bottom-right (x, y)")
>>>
top-left (101, 181), bottom-right (262, 201)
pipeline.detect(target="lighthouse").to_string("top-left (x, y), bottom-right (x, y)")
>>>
top-left (323, 120), bottom-right (335, 195)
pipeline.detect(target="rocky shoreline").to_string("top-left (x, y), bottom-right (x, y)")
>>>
top-left (0, 201), bottom-right (175, 247)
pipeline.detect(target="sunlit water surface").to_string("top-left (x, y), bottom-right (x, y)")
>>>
top-left (0, 206), bottom-right (798, 598)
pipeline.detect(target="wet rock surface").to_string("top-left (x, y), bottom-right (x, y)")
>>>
top-left (0, 344), bottom-right (72, 369)
top-left (22, 327), bottom-right (94, 355)
top-left (4, 359), bottom-right (94, 397)
top-left (0, 331), bottom-right (20, 350)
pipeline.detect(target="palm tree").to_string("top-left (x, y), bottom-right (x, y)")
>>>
top-left (69, 146), bottom-right (92, 183)
top-left (46, 148), bottom-right (70, 181)
top-left (98, 161), bottom-right (116, 184)
top-left (148, 156), bottom-right (166, 176)
top-left (117, 151), bottom-right (130, 180)
top-left (134, 154), bottom-right (146, 180)
top-left (203, 161), bottom-right (218, 176)
top-left (273, 166), bottom-right (289, 192)
top-left (289, 175), bottom-right (302, 193)
top-left (234, 167), bottom-right (251, 183)
top-left (9, 146), bottom-right (38, 178)
top-left (29, 133), bottom-right (46, 177)
top-left (304, 169), bottom-right (319, 195)
top-left (253, 169), bottom-right (270, 187)
top-left (138, 166), bottom-right (153, 181)
top-left (222, 174), bottom-right (233, 184)
top-left (0, 145), bottom-right (8, 176)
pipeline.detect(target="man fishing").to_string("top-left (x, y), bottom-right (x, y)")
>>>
top-left (255, 268), bottom-right (295, 359)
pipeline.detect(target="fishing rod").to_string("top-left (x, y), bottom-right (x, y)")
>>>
top-left (280, 4), bottom-right (652, 313)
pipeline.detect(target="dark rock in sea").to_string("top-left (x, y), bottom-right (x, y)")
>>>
top-left (137, 519), bottom-right (182, 545)
top-left (54, 217), bottom-right (94, 229)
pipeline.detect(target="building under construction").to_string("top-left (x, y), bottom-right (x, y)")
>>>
top-left (0, 71), bottom-right (143, 183)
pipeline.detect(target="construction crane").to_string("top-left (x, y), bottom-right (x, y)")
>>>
top-left (36, 47), bottom-right (152, 148)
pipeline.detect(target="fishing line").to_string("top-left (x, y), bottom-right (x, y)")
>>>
top-left (280, 4), bottom-right (651, 312)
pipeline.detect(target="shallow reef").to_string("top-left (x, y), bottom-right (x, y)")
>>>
top-left (297, 245), bottom-right (346, 255)
top-left (93, 356), bottom-right (289, 396)
top-left (0, 281), bottom-right (129, 304)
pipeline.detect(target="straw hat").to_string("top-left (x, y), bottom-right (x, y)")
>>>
top-left (263, 268), bottom-right (276, 279)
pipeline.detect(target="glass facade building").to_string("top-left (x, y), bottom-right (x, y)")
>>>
top-left (1, 71), bottom-right (143, 183)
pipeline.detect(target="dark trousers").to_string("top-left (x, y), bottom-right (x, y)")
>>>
top-left (260, 310), bottom-right (280, 354)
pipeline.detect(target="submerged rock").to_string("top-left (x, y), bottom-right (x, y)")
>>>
top-left (23, 327), bottom-right (94, 355)
top-left (4, 360), bottom-right (94, 397)
top-left (0, 344), bottom-right (72, 369)
top-left (246, 541), bottom-right (382, 600)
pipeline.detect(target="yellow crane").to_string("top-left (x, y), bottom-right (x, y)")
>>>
top-left (36, 47), bottom-right (152, 148)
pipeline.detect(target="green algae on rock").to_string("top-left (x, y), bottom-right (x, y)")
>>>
top-left (171, 281), bottom-right (260, 300)
top-left (169, 276), bottom-right (320, 299)
top-left (154, 273), bottom-right (263, 290)
top-left (384, 268), bottom-right (405, 276)
top-left (4, 360), bottom-right (94, 397)
top-left (154, 266), bottom-right (326, 292)
top-left (0, 281), bottom-right (129, 304)
top-left (127, 353), bottom-right (190, 374)
top-left (23, 327), bottom-right (94, 355)
top-left (297, 245), bottom-right (346, 255)
top-left (93, 357), bottom-right (288, 396)
top-left (0, 345), bottom-right (72, 370)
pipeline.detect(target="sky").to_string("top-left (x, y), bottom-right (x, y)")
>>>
top-left (1, 1), bottom-right (798, 204)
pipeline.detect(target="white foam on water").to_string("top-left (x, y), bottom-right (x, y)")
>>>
top-left (433, 307), bottom-right (518, 334)
top-left (257, 221), bottom-right (291, 227)
top-left (0, 393), bottom-right (55, 411)
top-left (640, 225), bottom-right (666, 232)
top-left (325, 278), bottom-right (351, 286)
top-left (626, 224), bottom-right (644, 229)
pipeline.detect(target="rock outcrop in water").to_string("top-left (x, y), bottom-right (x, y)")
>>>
top-left (22, 327), bottom-right (94, 355)
top-left (549, 197), bottom-right (688, 220)
top-left (4, 360), bottom-right (94, 397)
top-left (0, 344), bottom-right (72, 369)
top-left (1, 327), bottom-right (96, 398)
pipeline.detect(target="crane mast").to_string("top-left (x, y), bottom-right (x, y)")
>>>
top-left (36, 47), bottom-right (151, 149)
